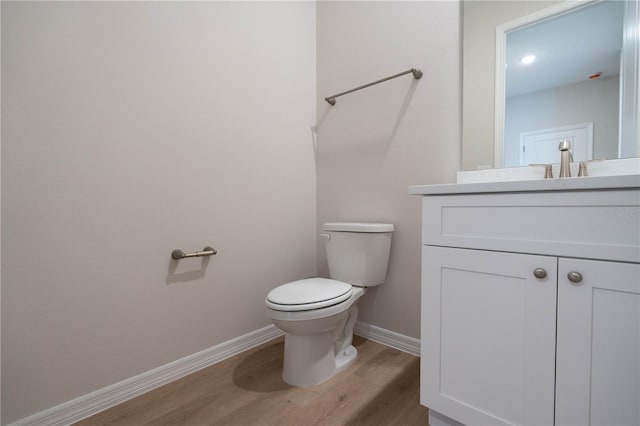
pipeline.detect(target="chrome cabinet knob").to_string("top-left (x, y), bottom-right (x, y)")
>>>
top-left (533, 268), bottom-right (547, 279)
top-left (567, 271), bottom-right (583, 283)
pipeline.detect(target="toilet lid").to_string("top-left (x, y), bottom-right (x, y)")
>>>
top-left (266, 278), bottom-right (353, 312)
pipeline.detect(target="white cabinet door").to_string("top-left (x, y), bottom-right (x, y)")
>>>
top-left (556, 259), bottom-right (640, 426)
top-left (421, 246), bottom-right (557, 426)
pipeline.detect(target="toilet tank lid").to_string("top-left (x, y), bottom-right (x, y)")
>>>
top-left (323, 222), bottom-right (394, 233)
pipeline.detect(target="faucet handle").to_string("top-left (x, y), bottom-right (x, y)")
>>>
top-left (530, 163), bottom-right (554, 179)
top-left (577, 158), bottom-right (605, 177)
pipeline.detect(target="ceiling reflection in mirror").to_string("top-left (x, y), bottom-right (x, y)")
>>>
top-left (462, 0), bottom-right (639, 171)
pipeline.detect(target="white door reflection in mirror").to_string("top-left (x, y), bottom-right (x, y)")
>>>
top-left (519, 123), bottom-right (593, 166)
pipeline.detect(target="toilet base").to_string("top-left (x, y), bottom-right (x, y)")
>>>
top-left (271, 290), bottom-right (364, 387)
top-left (335, 344), bottom-right (358, 373)
top-left (282, 332), bottom-right (358, 387)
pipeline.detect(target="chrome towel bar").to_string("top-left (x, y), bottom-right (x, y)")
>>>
top-left (171, 246), bottom-right (217, 260)
top-left (325, 68), bottom-right (423, 105)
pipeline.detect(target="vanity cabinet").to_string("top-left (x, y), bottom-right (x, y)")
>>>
top-left (411, 179), bottom-right (640, 426)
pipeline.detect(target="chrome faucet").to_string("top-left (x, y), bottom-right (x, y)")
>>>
top-left (558, 140), bottom-right (573, 178)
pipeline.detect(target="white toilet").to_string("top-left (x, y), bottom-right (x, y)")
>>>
top-left (265, 222), bottom-right (394, 387)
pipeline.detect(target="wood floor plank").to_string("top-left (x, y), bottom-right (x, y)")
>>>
top-left (76, 336), bottom-right (428, 426)
top-left (75, 339), bottom-right (285, 426)
top-left (345, 357), bottom-right (422, 425)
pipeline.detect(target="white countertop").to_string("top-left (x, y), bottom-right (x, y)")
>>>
top-left (409, 174), bottom-right (640, 196)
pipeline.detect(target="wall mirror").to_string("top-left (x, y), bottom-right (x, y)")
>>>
top-left (462, 0), bottom-right (639, 171)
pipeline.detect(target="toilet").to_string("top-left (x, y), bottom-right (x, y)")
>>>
top-left (265, 222), bottom-right (394, 387)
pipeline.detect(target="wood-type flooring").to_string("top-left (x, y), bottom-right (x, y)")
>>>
top-left (76, 335), bottom-right (427, 426)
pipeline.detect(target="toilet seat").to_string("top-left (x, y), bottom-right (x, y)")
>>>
top-left (266, 278), bottom-right (352, 312)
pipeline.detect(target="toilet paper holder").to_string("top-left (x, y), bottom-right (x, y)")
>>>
top-left (171, 246), bottom-right (217, 260)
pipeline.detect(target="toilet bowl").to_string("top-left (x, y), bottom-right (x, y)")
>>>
top-left (265, 222), bottom-right (394, 387)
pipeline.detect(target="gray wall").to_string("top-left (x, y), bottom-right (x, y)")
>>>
top-left (1, 2), bottom-right (316, 423)
top-left (504, 75), bottom-right (620, 167)
top-left (316, 1), bottom-right (461, 339)
top-left (2, 1), bottom-right (463, 423)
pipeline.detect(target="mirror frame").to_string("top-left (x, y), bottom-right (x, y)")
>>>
top-left (492, 0), bottom-right (639, 167)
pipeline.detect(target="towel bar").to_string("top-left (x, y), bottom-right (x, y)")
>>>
top-left (171, 246), bottom-right (217, 260)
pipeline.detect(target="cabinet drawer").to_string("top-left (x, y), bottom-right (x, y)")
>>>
top-left (422, 189), bottom-right (640, 262)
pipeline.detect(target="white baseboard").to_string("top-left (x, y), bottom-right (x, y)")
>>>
top-left (354, 321), bottom-right (420, 357)
top-left (9, 322), bottom-right (419, 426)
top-left (8, 325), bottom-right (284, 426)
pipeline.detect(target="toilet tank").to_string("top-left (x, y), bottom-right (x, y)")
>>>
top-left (323, 222), bottom-right (394, 286)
